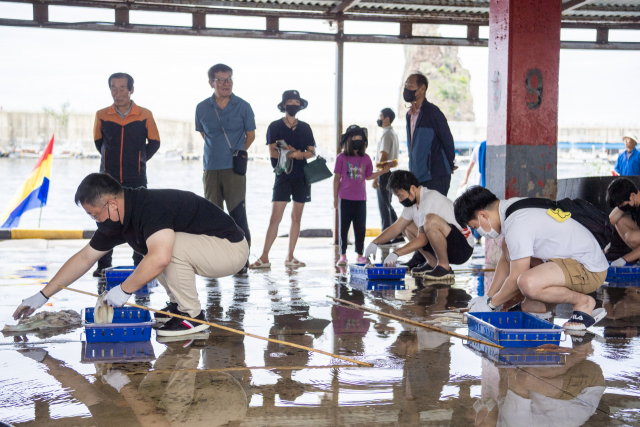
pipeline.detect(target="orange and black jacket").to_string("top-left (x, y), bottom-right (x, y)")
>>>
top-left (93, 102), bottom-right (161, 186)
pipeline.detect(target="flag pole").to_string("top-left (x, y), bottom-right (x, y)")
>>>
top-left (38, 201), bottom-right (43, 228)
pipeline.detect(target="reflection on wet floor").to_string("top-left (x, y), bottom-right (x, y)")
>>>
top-left (1, 237), bottom-right (639, 426)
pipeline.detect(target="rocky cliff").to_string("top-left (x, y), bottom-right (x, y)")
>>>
top-left (399, 25), bottom-right (475, 122)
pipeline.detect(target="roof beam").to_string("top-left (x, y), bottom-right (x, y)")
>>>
top-left (562, 0), bottom-right (595, 13)
top-left (2, 18), bottom-right (640, 49)
top-left (331, 0), bottom-right (362, 14)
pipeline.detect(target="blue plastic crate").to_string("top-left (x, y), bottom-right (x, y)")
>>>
top-left (106, 282), bottom-right (150, 296)
top-left (81, 340), bottom-right (156, 363)
top-left (83, 307), bottom-right (154, 343)
top-left (349, 263), bottom-right (406, 280)
top-left (606, 264), bottom-right (640, 282)
top-left (105, 266), bottom-right (136, 283)
top-left (466, 312), bottom-right (562, 348)
top-left (603, 282), bottom-right (640, 288)
top-left (464, 332), bottom-right (566, 367)
top-left (349, 276), bottom-right (405, 291)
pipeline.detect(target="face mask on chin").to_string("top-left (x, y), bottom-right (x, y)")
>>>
top-left (619, 201), bottom-right (636, 212)
top-left (97, 203), bottom-right (123, 237)
top-left (285, 105), bottom-right (301, 116)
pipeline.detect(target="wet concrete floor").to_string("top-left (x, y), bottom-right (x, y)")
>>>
top-left (1, 237), bottom-right (639, 426)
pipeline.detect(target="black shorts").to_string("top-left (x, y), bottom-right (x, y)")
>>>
top-left (272, 177), bottom-right (311, 203)
top-left (422, 223), bottom-right (474, 265)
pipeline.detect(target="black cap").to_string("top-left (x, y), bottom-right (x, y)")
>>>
top-left (340, 124), bottom-right (368, 148)
top-left (278, 90), bottom-right (308, 112)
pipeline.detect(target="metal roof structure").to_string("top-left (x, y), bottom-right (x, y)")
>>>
top-left (1, 0), bottom-right (639, 49)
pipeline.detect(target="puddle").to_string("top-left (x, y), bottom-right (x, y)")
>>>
top-left (0, 239), bottom-right (639, 426)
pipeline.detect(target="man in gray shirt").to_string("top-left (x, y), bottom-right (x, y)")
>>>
top-left (373, 108), bottom-right (403, 244)
top-left (195, 64), bottom-right (256, 274)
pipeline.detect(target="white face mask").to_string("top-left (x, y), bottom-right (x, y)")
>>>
top-left (478, 215), bottom-right (500, 239)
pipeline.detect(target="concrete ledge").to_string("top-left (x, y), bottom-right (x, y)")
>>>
top-left (1, 229), bottom-right (92, 240)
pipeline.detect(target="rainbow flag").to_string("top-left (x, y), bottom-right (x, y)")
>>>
top-left (1, 135), bottom-right (54, 228)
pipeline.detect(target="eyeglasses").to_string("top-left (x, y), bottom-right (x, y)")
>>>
top-left (214, 78), bottom-right (233, 85)
top-left (89, 200), bottom-right (109, 221)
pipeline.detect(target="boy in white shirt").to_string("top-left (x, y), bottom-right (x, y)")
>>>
top-left (453, 186), bottom-right (609, 330)
top-left (365, 171), bottom-right (474, 281)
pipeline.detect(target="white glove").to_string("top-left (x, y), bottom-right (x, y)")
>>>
top-left (13, 291), bottom-right (49, 320)
top-left (383, 252), bottom-right (399, 267)
top-left (102, 369), bottom-right (131, 392)
top-left (104, 285), bottom-right (131, 308)
top-left (467, 296), bottom-right (486, 309)
top-left (364, 242), bottom-right (378, 260)
top-left (468, 295), bottom-right (498, 313)
top-left (610, 257), bottom-right (627, 267)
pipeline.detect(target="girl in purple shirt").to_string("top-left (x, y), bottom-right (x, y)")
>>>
top-left (334, 125), bottom-right (391, 266)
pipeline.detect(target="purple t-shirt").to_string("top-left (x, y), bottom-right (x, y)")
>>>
top-left (334, 153), bottom-right (373, 201)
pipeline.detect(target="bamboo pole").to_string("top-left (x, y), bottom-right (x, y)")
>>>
top-left (115, 364), bottom-right (355, 376)
top-left (60, 285), bottom-right (373, 367)
top-left (327, 296), bottom-right (504, 350)
top-left (453, 268), bottom-right (496, 273)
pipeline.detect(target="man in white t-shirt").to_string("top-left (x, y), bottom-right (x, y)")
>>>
top-left (364, 170), bottom-right (474, 281)
top-left (372, 108), bottom-right (403, 244)
top-left (496, 334), bottom-right (605, 427)
top-left (453, 186), bottom-right (609, 330)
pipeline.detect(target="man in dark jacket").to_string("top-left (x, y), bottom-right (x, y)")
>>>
top-left (404, 73), bottom-right (455, 197)
top-left (402, 72), bottom-right (456, 268)
top-left (92, 72), bottom-right (161, 277)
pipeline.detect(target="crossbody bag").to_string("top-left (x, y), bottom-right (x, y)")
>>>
top-left (213, 106), bottom-right (248, 176)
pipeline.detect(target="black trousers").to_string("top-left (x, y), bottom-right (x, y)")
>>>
top-left (339, 199), bottom-right (366, 255)
top-left (97, 182), bottom-right (146, 270)
top-left (420, 174), bottom-right (451, 197)
top-left (376, 172), bottom-right (398, 231)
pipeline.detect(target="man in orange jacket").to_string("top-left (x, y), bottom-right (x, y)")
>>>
top-left (92, 72), bottom-right (161, 277)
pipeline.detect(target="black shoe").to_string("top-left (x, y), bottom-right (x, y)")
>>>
top-left (422, 266), bottom-right (455, 281)
top-left (400, 251), bottom-right (426, 270)
top-left (156, 310), bottom-right (209, 337)
top-left (234, 260), bottom-right (249, 276)
top-left (411, 262), bottom-right (435, 277)
top-left (154, 301), bottom-right (179, 324)
top-left (92, 267), bottom-right (108, 278)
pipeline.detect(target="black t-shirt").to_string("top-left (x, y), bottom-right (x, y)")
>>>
top-left (266, 119), bottom-right (316, 180)
top-left (89, 188), bottom-right (245, 254)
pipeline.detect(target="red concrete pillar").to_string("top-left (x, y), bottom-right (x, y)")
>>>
top-left (486, 0), bottom-right (561, 199)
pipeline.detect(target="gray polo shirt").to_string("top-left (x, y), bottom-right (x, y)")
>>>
top-left (195, 93), bottom-right (256, 171)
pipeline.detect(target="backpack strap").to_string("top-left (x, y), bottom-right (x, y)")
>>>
top-left (504, 198), bottom-right (558, 219)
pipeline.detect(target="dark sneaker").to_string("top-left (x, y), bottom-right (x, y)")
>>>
top-left (156, 333), bottom-right (210, 345)
top-left (411, 262), bottom-right (435, 277)
top-left (92, 267), bottom-right (106, 278)
top-left (234, 260), bottom-right (249, 276)
top-left (421, 266), bottom-right (455, 281)
top-left (400, 251), bottom-right (426, 270)
top-left (154, 301), bottom-right (179, 324)
top-left (156, 310), bottom-right (209, 337)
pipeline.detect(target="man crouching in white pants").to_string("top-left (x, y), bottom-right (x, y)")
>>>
top-left (12, 173), bottom-right (249, 337)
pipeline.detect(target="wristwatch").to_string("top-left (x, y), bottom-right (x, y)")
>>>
top-left (487, 297), bottom-right (497, 310)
